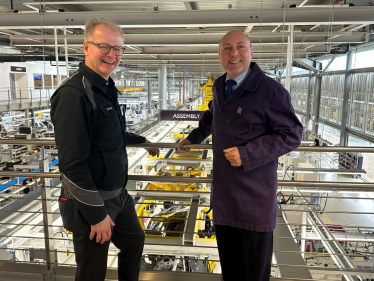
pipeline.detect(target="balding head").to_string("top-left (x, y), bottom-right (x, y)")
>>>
top-left (219, 30), bottom-right (252, 50)
top-left (218, 30), bottom-right (253, 79)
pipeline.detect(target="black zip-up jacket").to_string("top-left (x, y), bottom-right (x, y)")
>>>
top-left (51, 63), bottom-right (146, 225)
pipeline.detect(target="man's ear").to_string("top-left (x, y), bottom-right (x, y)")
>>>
top-left (83, 41), bottom-right (89, 56)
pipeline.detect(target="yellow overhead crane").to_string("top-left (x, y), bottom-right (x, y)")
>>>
top-left (197, 77), bottom-right (213, 111)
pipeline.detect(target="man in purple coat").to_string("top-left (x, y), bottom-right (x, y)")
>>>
top-left (178, 30), bottom-right (303, 281)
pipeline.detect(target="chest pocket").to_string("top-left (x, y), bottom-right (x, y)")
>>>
top-left (99, 105), bottom-right (121, 140)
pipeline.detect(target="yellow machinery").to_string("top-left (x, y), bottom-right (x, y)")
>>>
top-left (195, 207), bottom-right (216, 242)
top-left (135, 145), bottom-right (216, 272)
top-left (173, 132), bottom-right (189, 139)
top-left (117, 87), bottom-right (145, 92)
top-left (197, 77), bottom-right (213, 111)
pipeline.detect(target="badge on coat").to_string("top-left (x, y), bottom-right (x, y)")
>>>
top-left (237, 107), bottom-right (242, 114)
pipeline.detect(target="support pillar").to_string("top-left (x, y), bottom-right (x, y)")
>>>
top-left (147, 80), bottom-right (152, 117)
top-left (158, 65), bottom-right (167, 111)
top-left (191, 80), bottom-right (195, 98)
top-left (312, 74), bottom-right (322, 135)
top-left (285, 25), bottom-right (294, 92)
top-left (179, 80), bottom-right (182, 106)
top-left (305, 71), bottom-right (313, 129)
top-left (183, 71), bottom-right (185, 104)
top-left (167, 79), bottom-right (170, 104)
top-left (186, 80), bottom-right (190, 99)
top-left (172, 70), bottom-right (175, 103)
top-left (340, 50), bottom-right (353, 147)
top-left (53, 27), bottom-right (61, 87)
top-left (64, 28), bottom-right (69, 79)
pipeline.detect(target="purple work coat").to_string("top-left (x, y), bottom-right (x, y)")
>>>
top-left (187, 62), bottom-right (303, 232)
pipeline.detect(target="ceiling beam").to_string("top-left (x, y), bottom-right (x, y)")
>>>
top-left (184, 2), bottom-right (197, 10)
top-left (297, 0), bottom-right (309, 8)
top-left (243, 25), bottom-right (254, 33)
top-left (8, 31), bottom-right (361, 40)
top-left (8, 32), bottom-right (365, 47)
top-left (293, 58), bottom-right (322, 73)
top-left (1, 8), bottom-right (374, 29)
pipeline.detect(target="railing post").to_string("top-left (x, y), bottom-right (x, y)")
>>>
top-left (9, 145), bottom-right (13, 159)
top-left (19, 89), bottom-right (22, 108)
top-left (39, 157), bottom-right (56, 280)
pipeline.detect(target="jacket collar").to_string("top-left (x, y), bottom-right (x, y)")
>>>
top-left (79, 62), bottom-right (117, 99)
top-left (240, 62), bottom-right (263, 92)
top-left (214, 62), bottom-right (263, 104)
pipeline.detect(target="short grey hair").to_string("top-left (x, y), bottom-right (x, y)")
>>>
top-left (84, 17), bottom-right (123, 42)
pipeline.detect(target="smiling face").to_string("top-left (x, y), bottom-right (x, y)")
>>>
top-left (218, 30), bottom-right (253, 80)
top-left (83, 24), bottom-right (122, 80)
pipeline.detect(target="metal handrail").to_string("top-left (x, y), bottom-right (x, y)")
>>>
top-left (0, 171), bottom-right (374, 189)
top-left (1, 139), bottom-right (374, 152)
top-left (1, 142), bottom-right (373, 279)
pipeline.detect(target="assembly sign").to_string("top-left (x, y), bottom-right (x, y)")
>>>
top-left (160, 110), bottom-right (204, 121)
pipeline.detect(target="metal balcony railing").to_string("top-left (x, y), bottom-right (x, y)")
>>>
top-left (0, 140), bottom-right (374, 280)
top-left (0, 87), bottom-right (52, 111)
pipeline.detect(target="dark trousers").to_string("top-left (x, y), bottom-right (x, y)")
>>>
top-left (60, 191), bottom-right (145, 281)
top-left (215, 224), bottom-right (273, 281)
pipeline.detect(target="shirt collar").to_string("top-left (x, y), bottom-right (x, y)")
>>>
top-left (225, 67), bottom-right (251, 88)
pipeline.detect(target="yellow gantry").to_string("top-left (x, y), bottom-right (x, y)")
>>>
top-left (197, 77), bottom-right (213, 111)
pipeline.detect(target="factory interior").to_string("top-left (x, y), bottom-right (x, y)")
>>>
top-left (0, 0), bottom-right (374, 280)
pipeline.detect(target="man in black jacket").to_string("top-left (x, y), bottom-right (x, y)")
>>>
top-left (51, 18), bottom-right (159, 281)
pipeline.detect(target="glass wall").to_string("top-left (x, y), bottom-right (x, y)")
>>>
top-left (290, 45), bottom-right (374, 142)
top-left (320, 74), bottom-right (344, 124)
top-left (290, 76), bottom-right (309, 112)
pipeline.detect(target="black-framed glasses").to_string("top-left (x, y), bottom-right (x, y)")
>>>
top-left (87, 41), bottom-right (125, 56)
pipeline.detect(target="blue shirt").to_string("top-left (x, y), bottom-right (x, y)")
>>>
top-left (225, 67), bottom-right (251, 92)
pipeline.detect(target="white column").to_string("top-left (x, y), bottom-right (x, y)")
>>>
top-left (54, 27), bottom-right (61, 86)
top-left (285, 25), bottom-right (294, 92)
top-left (147, 80), bottom-right (152, 117)
top-left (158, 65), bottom-right (167, 111)
top-left (64, 28), bottom-right (69, 78)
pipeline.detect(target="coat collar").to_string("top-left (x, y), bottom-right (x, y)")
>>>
top-left (213, 62), bottom-right (264, 104)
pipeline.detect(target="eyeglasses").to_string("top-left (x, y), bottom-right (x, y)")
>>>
top-left (87, 41), bottom-right (125, 56)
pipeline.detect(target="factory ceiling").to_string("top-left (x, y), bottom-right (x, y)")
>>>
top-left (0, 0), bottom-right (373, 78)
